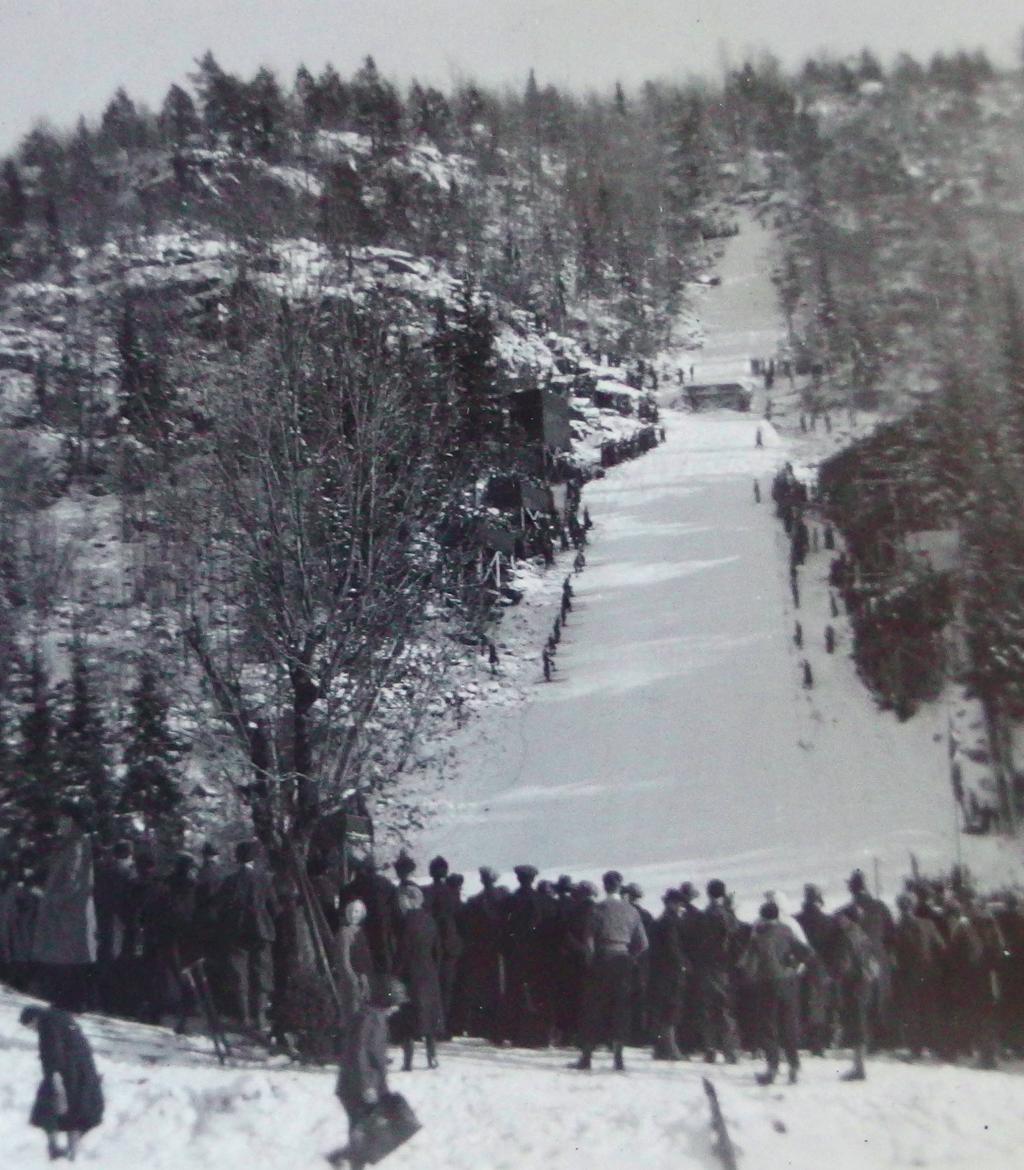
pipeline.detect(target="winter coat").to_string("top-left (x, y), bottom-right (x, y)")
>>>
top-left (833, 915), bottom-right (877, 989)
top-left (698, 900), bottom-right (738, 971)
top-left (93, 861), bottom-right (135, 963)
top-left (422, 880), bottom-right (463, 961)
top-left (893, 914), bottom-right (945, 981)
top-left (32, 830), bottom-right (97, 967)
top-left (336, 1006), bottom-right (390, 1118)
top-left (394, 907), bottom-right (444, 1038)
top-left (216, 864), bottom-right (279, 946)
top-left (29, 1009), bottom-right (104, 1134)
top-left (587, 896), bottom-right (648, 958)
top-left (648, 911), bottom-right (691, 1025)
top-left (738, 920), bottom-right (808, 985)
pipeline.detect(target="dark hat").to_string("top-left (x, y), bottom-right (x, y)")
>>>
top-left (678, 881), bottom-right (698, 902)
top-left (479, 865), bottom-right (499, 884)
top-left (446, 872), bottom-right (465, 888)
top-left (707, 878), bottom-right (727, 900)
top-left (663, 888), bottom-right (685, 905)
top-left (429, 855), bottom-right (450, 879)
top-left (848, 868), bottom-right (867, 894)
top-left (576, 880), bottom-right (598, 899)
top-left (394, 851), bottom-right (417, 878)
top-left (803, 882), bottom-right (823, 905)
top-left (514, 864), bottom-right (538, 882)
top-left (555, 874), bottom-right (574, 893)
top-left (759, 901), bottom-right (780, 920)
top-left (602, 869), bottom-right (624, 892)
top-left (623, 882), bottom-right (643, 900)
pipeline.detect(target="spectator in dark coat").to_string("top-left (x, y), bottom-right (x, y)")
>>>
top-left (216, 840), bottom-right (280, 1031)
top-left (834, 905), bottom-right (876, 1080)
top-left (675, 882), bottom-right (705, 1053)
top-left (422, 856), bottom-right (463, 1036)
top-left (393, 884), bottom-right (443, 1070)
top-left (499, 864), bottom-right (549, 1046)
top-left (649, 888), bottom-right (691, 1060)
top-left (697, 879), bottom-right (740, 1064)
top-left (573, 870), bottom-right (649, 1072)
top-left (329, 981), bottom-right (409, 1170)
top-left (557, 880), bottom-right (596, 1046)
top-left (21, 1004), bottom-right (103, 1162)
top-left (893, 893), bottom-right (945, 1058)
top-left (842, 868), bottom-right (896, 1048)
top-left (31, 803), bottom-right (97, 1012)
top-left (458, 867), bottom-right (507, 1040)
top-left (740, 901), bottom-right (810, 1085)
top-left (796, 884), bottom-right (839, 1056)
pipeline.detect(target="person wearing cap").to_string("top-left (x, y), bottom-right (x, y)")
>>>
top-left (499, 864), bottom-right (552, 1047)
top-left (31, 801), bottom-right (97, 1012)
top-left (20, 1003), bottom-right (104, 1161)
top-left (739, 901), bottom-right (810, 1085)
top-left (460, 867), bottom-right (507, 1040)
top-left (393, 884), bottom-right (443, 1070)
top-left (572, 870), bottom-right (648, 1071)
top-left (833, 904), bottom-right (876, 1080)
top-left (649, 889), bottom-right (692, 1060)
top-left (893, 892), bottom-right (946, 1060)
top-left (422, 856), bottom-right (462, 1037)
top-left (215, 841), bottom-right (280, 1032)
top-left (796, 884), bottom-right (838, 1057)
top-left (697, 879), bottom-right (740, 1064)
top-left (623, 882), bottom-right (654, 1046)
top-left (841, 869), bottom-right (895, 1048)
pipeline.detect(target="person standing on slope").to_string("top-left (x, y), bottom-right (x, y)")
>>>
top-left (20, 1004), bottom-right (104, 1162)
top-left (572, 870), bottom-right (648, 1072)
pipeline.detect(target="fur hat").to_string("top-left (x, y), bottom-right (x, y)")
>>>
top-left (514, 864), bottom-right (538, 882)
top-left (555, 874), bottom-right (574, 893)
top-left (479, 865), bottom-right (499, 884)
top-left (394, 851), bottom-right (417, 878)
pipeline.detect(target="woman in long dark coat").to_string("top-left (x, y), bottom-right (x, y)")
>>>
top-left (393, 884), bottom-right (443, 1070)
top-left (20, 1004), bottom-right (104, 1161)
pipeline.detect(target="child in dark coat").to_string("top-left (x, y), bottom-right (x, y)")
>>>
top-left (20, 1004), bottom-right (103, 1161)
top-left (328, 982), bottom-right (417, 1170)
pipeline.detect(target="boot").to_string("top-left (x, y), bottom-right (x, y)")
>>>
top-left (840, 1046), bottom-right (866, 1081)
top-left (613, 1042), bottom-right (626, 1072)
top-left (570, 1047), bottom-right (593, 1071)
top-left (401, 1039), bottom-right (414, 1072)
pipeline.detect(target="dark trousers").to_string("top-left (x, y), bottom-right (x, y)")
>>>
top-left (699, 968), bottom-right (739, 1058)
top-left (581, 953), bottom-right (633, 1048)
top-left (757, 979), bottom-right (801, 1071)
top-left (226, 943), bottom-right (272, 1027)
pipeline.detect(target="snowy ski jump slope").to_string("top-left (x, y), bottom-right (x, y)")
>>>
top-left (411, 211), bottom-right (996, 914)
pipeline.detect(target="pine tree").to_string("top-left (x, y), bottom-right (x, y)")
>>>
top-left (120, 657), bottom-right (183, 853)
top-left (159, 84), bottom-right (200, 147)
top-left (60, 636), bottom-right (115, 842)
top-left (0, 160), bottom-right (28, 231)
top-left (17, 645), bottom-right (58, 818)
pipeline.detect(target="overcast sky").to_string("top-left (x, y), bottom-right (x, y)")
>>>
top-left (2, 0), bottom-right (1022, 153)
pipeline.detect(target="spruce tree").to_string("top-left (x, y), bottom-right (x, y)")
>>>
top-left (60, 636), bottom-right (114, 841)
top-left (120, 657), bottom-right (183, 853)
top-left (17, 645), bottom-right (58, 819)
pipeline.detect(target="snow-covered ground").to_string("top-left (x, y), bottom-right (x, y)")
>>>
top-left (5, 983), bottom-right (1024, 1170)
